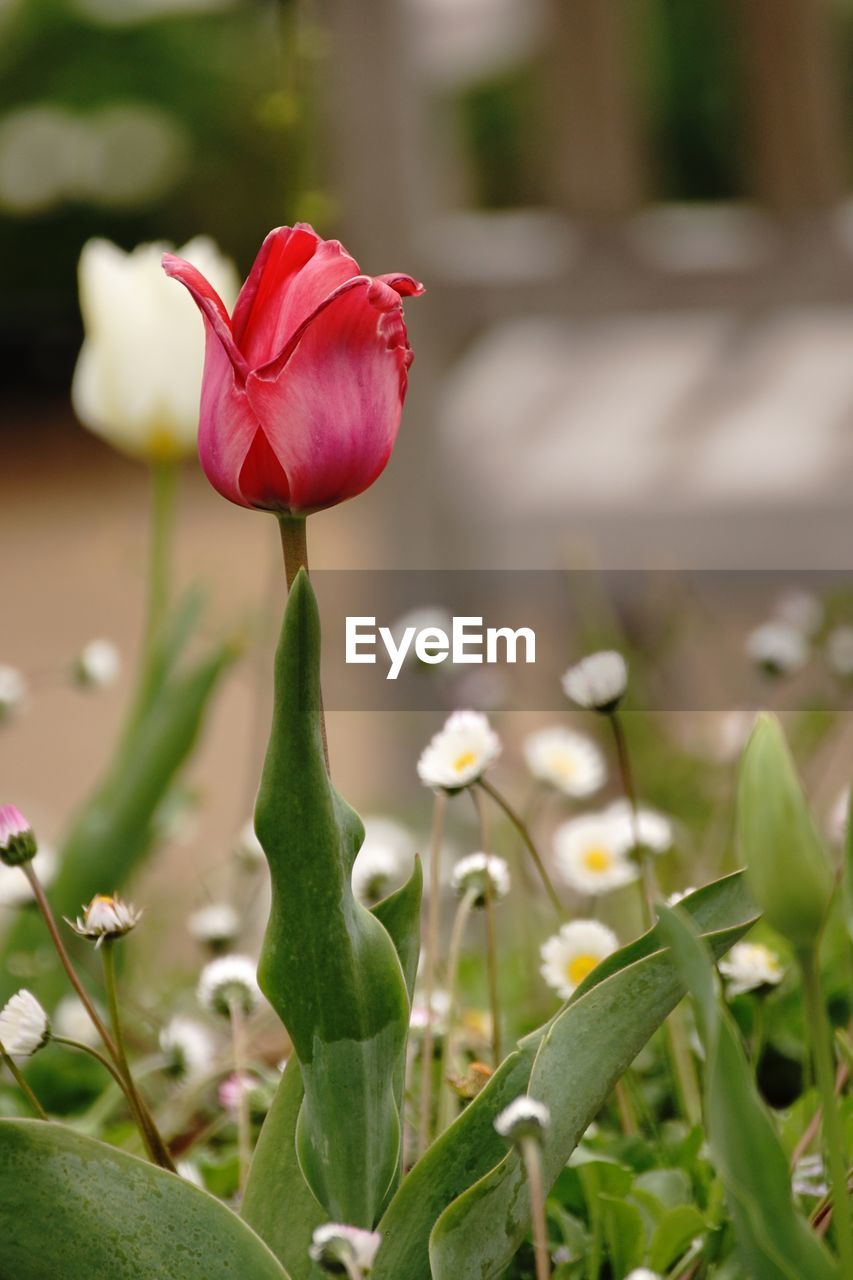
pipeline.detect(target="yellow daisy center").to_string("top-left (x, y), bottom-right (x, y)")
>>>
top-left (567, 952), bottom-right (600, 987)
top-left (550, 751), bottom-right (576, 780)
top-left (453, 750), bottom-right (478, 773)
top-left (582, 844), bottom-right (612, 873)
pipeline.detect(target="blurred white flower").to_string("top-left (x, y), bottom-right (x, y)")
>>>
top-left (553, 813), bottom-right (637, 896)
top-left (160, 1016), bottom-right (215, 1081)
top-left (72, 235), bottom-right (239, 461)
top-left (235, 819), bottom-right (265, 869)
top-left (494, 1095), bottom-right (550, 1144)
top-left (562, 651), bottom-right (627, 713)
top-left (188, 902), bottom-right (240, 951)
top-left (625, 1271), bottom-right (663, 1280)
top-left (665, 885), bottom-right (696, 907)
top-left (197, 954), bottom-right (260, 1018)
top-left (0, 989), bottom-right (49, 1057)
top-left (450, 852), bottom-right (510, 906)
top-left (792, 1153), bottom-right (828, 1198)
top-left (0, 845), bottom-right (56, 908)
top-left (74, 638), bottom-right (121, 689)
top-left (523, 727), bottom-right (606, 797)
top-left (605, 799), bottom-right (674, 854)
top-left (409, 988), bottom-right (451, 1037)
top-left (175, 1159), bottom-right (204, 1188)
top-left (747, 621), bottom-right (808, 677)
top-left (828, 786), bottom-right (850, 843)
top-left (0, 665), bottom-right (26, 722)
top-left (417, 710), bottom-right (501, 791)
top-left (826, 625), bottom-right (853, 678)
top-left (774, 588), bottom-right (823, 638)
top-left (53, 994), bottom-right (101, 1047)
top-left (68, 892), bottom-right (141, 947)
top-left (351, 817), bottom-right (415, 905)
top-left (309, 1223), bottom-right (381, 1274)
top-left (540, 920), bottom-right (618, 1001)
top-left (719, 942), bottom-right (784, 997)
top-left (388, 606), bottom-right (454, 672)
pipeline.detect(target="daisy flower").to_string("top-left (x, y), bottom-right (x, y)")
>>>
top-left (523, 726), bottom-right (606, 797)
top-left (0, 990), bottom-right (50, 1057)
top-left (553, 813), bottom-right (637, 896)
top-left (450, 852), bottom-right (510, 906)
top-left (540, 920), bottom-right (619, 1000)
top-left (197, 954), bottom-right (260, 1018)
top-left (562, 651), bottom-right (627, 713)
top-left (417, 710), bottom-right (500, 791)
top-left (494, 1095), bottom-right (550, 1144)
top-left (351, 816), bottom-right (415, 905)
top-left (719, 942), bottom-right (784, 997)
top-left (309, 1223), bottom-right (382, 1274)
top-left (68, 892), bottom-right (141, 946)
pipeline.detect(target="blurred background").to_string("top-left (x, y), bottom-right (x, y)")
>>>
top-left (4, 0), bottom-right (853, 963)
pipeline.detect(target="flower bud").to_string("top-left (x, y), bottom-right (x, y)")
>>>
top-left (0, 805), bottom-right (37, 867)
top-left (309, 1223), bottom-right (381, 1275)
top-left (494, 1095), bottom-right (550, 1146)
top-left (450, 852), bottom-right (510, 907)
top-left (197, 953), bottom-right (260, 1018)
top-left (562, 651), bottom-right (627, 713)
top-left (68, 892), bottom-right (142, 946)
top-left (0, 989), bottom-right (50, 1057)
top-left (736, 715), bottom-right (835, 952)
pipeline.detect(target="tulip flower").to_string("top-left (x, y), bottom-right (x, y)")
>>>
top-left (162, 223), bottom-right (423, 515)
top-left (73, 236), bottom-right (240, 461)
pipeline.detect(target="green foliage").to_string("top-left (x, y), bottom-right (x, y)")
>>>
top-left (657, 904), bottom-right (840, 1280)
top-left (253, 570), bottom-right (410, 1228)
top-left (0, 1119), bottom-right (291, 1279)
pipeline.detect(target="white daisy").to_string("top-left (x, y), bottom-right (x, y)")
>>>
top-left (160, 1016), bottom-right (215, 1081)
top-left (235, 819), bottom-right (265, 868)
top-left (553, 813), bottom-right (637, 896)
top-left (0, 989), bottom-right (49, 1057)
top-left (625, 1271), bottom-right (663, 1280)
top-left (604, 799), bottom-right (674, 854)
top-left (0, 845), bottom-right (56, 908)
top-left (450, 852), bottom-right (510, 906)
top-left (188, 902), bottom-right (240, 950)
top-left (523, 727), bottom-right (606, 797)
top-left (68, 892), bottom-right (141, 947)
top-left (351, 816), bottom-right (415, 904)
top-left (747, 621), bottom-right (808, 677)
top-left (562, 651), bottom-right (627, 713)
top-left (0, 665), bottom-right (27, 722)
top-left (197, 954), bottom-right (260, 1018)
top-left (417, 710), bottom-right (501, 791)
top-left (719, 942), bottom-right (784, 997)
top-left (309, 1223), bottom-right (382, 1273)
top-left (74, 638), bottom-right (121, 689)
top-left (494, 1095), bottom-right (550, 1144)
top-left (540, 920), bottom-right (619, 1001)
top-left (665, 885), bottom-right (696, 907)
top-left (774, 588), bottom-right (823, 638)
top-left (827, 626), bottom-right (853, 678)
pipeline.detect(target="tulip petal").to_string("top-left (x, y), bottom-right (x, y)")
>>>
top-left (162, 253), bottom-right (247, 379)
top-left (197, 329), bottom-right (262, 509)
top-left (231, 225), bottom-right (360, 369)
top-left (246, 276), bottom-right (415, 513)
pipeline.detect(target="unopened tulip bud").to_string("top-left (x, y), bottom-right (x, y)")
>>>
top-left (736, 715), bottom-right (834, 952)
top-left (0, 805), bottom-right (37, 867)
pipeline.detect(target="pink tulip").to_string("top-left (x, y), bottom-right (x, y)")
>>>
top-left (162, 224), bottom-right (423, 514)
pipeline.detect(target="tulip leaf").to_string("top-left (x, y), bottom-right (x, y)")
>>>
top-left (656, 905), bottom-right (839, 1280)
top-left (242, 864), bottom-right (421, 1275)
top-left (373, 872), bottom-right (757, 1280)
top-left (0, 1119), bottom-right (291, 1280)
top-left (254, 569), bottom-right (409, 1228)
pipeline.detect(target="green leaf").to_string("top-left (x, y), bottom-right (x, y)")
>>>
top-left (845, 785), bottom-right (853, 945)
top-left (0, 1119), bottom-right (291, 1279)
top-left (656, 904), bottom-right (839, 1280)
top-left (373, 872), bottom-right (757, 1280)
top-left (648, 1204), bottom-right (706, 1274)
top-left (241, 860), bottom-right (423, 1271)
top-left (254, 570), bottom-right (409, 1227)
top-left (599, 1193), bottom-right (644, 1278)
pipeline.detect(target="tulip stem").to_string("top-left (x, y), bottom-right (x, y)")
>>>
top-left (0, 1047), bottom-right (48, 1120)
top-left (417, 789), bottom-right (448, 1158)
top-left (146, 460), bottom-right (178, 653)
top-left (477, 779), bottom-right (563, 917)
top-left (278, 514), bottom-right (329, 769)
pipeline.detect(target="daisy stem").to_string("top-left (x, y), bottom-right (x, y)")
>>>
top-left (278, 513), bottom-right (329, 770)
top-left (477, 779), bottom-right (563, 918)
top-left (229, 997), bottom-right (251, 1197)
top-left (417, 789), bottom-right (448, 1158)
top-left (101, 940), bottom-right (176, 1172)
top-left (145, 459), bottom-right (178, 656)
top-left (473, 788), bottom-right (502, 1066)
top-left (799, 949), bottom-right (852, 1274)
top-left (520, 1136), bottom-right (551, 1280)
top-left (0, 1047), bottom-right (48, 1120)
top-left (437, 886), bottom-right (477, 1134)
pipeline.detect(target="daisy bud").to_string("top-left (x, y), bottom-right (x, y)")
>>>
top-left (746, 621), bottom-right (808, 678)
top-left (737, 715), bottom-right (834, 952)
top-left (309, 1223), bottom-right (382, 1275)
top-left (417, 710), bottom-right (501, 792)
top-left (159, 1016), bottom-right (215, 1081)
top-left (719, 941), bottom-right (784, 998)
top-left (187, 903), bottom-right (240, 953)
top-left (522, 727), bottom-right (606, 797)
top-left (0, 666), bottom-right (27, 723)
top-left (197, 954), bottom-right (260, 1018)
top-left (68, 892), bottom-right (142, 947)
top-left (540, 919), bottom-right (618, 1001)
top-left (494, 1095), bottom-right (550, 1146)
top-left (562, 651), bottom-right (627, 714)
top-left (73, 638), bottom-right (121, 689)
top-left (450, 852), bottom-right (510, 907)
top-left (0, 805), bottom-right (37, 867)
top-left (0, 989), bottom-right (50, 1057)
